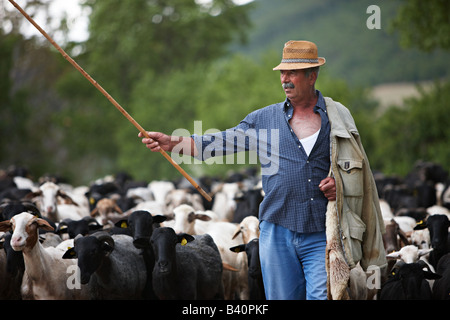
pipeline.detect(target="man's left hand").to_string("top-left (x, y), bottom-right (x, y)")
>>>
top-left (319, 177), bottom-right (336, 201)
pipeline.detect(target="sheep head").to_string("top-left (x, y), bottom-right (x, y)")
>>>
top-left (0, 212), bottom-right (54, 251)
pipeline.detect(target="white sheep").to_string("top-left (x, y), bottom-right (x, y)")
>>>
top-left (171, 204), bottom-right (215, 235)
top-left (393, 216), bottom-right (417, 235)
top-left (124, 200), bottom-right (167, 217)
top-left (165, 189), bottom-right (204, 213)
top-left (411, 229), bottom-right (431, 249)
top-left (379, 199), bottom-right (394, 220)
top-left (211, 182), bottom-right (242, 221)
top-left (148, 180), bottom-right (175, 208)
top-left (386, 244), bottom-right (433, 265)
top-left (231, 216), bottom-right (260, 244)
top-left (0, 212), bottom-right (89, 299)
top-left (27, 182), bottom-right (89, 222)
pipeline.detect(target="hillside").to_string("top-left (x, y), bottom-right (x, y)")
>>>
top-left (232, 0), bottom-right (450, 87)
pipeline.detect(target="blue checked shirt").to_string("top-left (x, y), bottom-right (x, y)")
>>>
top-left (192, 90), bottom-right (330, 233)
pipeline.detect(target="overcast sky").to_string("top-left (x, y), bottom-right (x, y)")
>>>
top-left (8, 0), bottom-right (253, 43)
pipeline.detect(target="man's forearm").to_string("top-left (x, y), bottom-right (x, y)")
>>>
top-left (169, 136), bottom-right (199, 157)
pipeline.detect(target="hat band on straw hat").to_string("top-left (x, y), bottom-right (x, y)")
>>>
top-left (273, 40), bottom-right (326, 71)
top-left (281, 58), bottom-right (319, 64)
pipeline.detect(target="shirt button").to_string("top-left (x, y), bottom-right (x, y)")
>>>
top-left (306, 161), bottom-right (310, 164)
top-left (308, 179), bottom-right (311, 182)
top-left (311, 198), bottom-right (314, 201)
top-left (298, 145), bottom-right (301, 148)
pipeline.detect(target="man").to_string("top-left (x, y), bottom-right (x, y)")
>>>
top-left (140, 40), bottom-right (386, 300)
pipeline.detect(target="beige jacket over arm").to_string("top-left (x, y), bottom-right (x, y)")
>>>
top-left (325, 97), bottom-right (387, 271)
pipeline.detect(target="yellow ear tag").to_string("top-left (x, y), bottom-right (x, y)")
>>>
top-left (234, 248), bottom-right (241, 253)
top-left (121, 221), bottom-right (128, 228)
top-left (181, 238), bottom-right (188, 246)
top-left (89, 197), bottom-right (95, 205)
top-left (417, 220), bottom-right (423, 225)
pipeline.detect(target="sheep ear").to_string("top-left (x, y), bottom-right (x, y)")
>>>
top-left (195, 214), bottom-right (211, 222)
top-left (418, 248), bottom-right (433, 257)
top-left (177, 234), bottom-right (194, 246)
top-left (187, 212), bottom-right (196, 223)
top-left (229, 244), bottom-right (246, 253)
top-left (0, 220), bottom-right (12, 232)
top-left (101, 242), bottom-right (114, 256)
top-left (414, 220), bottom-right (427, 230)
top-left (24, 190), bottom-right (42, 200)
top-left (152, 215), bottom-right (167, 224)
top-left (231, 225), bottom-right (242, 240)
top-left (113, 204), bottom-right (123, 214)
top-left (90, 207), bottom-right (98, 217)
top-left (36, 218), bottom-right (55, 232)
top-left (115, 219), bottom-right (128, 229)
top-left (386, 251), bottom-right (401, 259)
top-left (423, 270), bottom-right (442, 280)
top-left (62, 247), bottom-right (77, 259)
top-left (57, 190), bottom-right (78, 206)
top-left (55, 224), bottom-right (68, 234)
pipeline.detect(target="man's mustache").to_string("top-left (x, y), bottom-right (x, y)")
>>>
top-left (282, 82), bottom-right (295, 89)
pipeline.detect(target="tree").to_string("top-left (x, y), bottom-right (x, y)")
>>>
top-left (53, 0), bottom-right (253, 183)
top-left (390, 0), bottom-right (450, 52)
top-left (369, 81), bottom-right (450, 176)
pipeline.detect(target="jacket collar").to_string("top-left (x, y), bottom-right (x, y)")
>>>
top-left (324, 97), bottom-right (358, 139)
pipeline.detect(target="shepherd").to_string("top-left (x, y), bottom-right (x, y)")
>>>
top-left (140, 40), bottom-right (387, 300)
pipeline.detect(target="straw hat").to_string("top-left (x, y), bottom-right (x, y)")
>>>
top-left (273, 40), bottom-right (326, 71)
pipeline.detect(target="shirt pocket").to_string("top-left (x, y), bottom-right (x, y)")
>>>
top-left (337, 159), bottom-right (363, 197)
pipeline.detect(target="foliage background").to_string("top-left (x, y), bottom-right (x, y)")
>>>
top-left (1, 0), bottom-right (449, 185)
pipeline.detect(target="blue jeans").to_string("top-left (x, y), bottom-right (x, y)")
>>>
top-left (259, 221), bottom-right (328, 300)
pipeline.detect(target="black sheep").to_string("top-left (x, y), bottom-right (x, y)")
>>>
top-left (114, 210), bottom-right (166, 299)
top-left (432, 253), bottom-right (450, 300)
top-left (414, 214), bottom-right (450, 269)
top-left (151, 227), bottom-right (224, 300)
top-left (230, 238), bottom-right (266, 300)
top-left (379, 260), bottom-right (441, 300)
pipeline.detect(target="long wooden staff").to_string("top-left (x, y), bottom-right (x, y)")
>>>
top-left (8, 0), bottom-right (211, 202)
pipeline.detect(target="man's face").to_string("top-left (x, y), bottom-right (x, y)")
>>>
top-left (279, 69), bottom-right (314, 101)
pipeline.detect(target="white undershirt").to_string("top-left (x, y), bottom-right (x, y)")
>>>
top-left (300, 129), bottom-right (320, 156)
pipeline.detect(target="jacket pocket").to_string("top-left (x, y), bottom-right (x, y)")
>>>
top-left (341, 208), bottom-right (366, 264)
top-left (337, 159), bottom-right (363, 197)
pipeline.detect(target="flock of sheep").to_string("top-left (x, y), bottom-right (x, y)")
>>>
top-left (1, 161), bottom-right (449, 300)
top-left (0, 166), bottom-right (263, 300)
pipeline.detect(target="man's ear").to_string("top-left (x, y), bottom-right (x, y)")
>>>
top-left (308, 69), bottom-right (318, 85)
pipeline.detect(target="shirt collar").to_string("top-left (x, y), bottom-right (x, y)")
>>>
top-left (284, 90), bottom-right (326, 116)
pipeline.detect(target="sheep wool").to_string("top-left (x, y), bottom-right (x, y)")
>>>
top-left (325, 199), bottom-right (350, 300)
